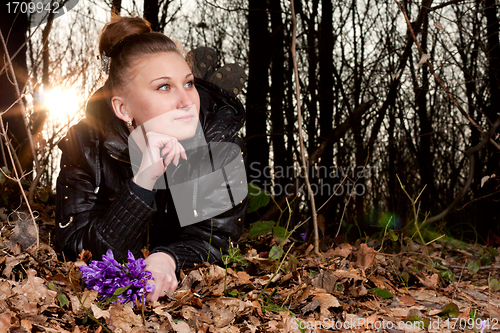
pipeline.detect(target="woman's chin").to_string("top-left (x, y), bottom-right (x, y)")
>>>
top-left (170, 126), bottom-right (196, 141)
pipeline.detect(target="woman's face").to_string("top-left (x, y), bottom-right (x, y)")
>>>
top-left (113, 51), bottom-right (201, 141)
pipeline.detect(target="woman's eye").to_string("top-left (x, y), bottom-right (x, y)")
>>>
top-left (158, 84), bottom-right (170, 91)
top-left (184, 80), bottom-right (194, 88)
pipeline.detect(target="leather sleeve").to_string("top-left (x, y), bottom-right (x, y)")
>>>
top-left (55, 122), bottom-right (156, 262)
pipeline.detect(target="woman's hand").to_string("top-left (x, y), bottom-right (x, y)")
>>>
top-left (131, 131), bottom-right (187, 190)
top-left (144, 252), bottom-right (178, 302)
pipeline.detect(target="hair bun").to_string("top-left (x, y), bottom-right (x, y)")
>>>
top-left (99, 15), bottom-right (152, 57)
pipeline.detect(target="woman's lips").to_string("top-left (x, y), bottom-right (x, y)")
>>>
top-left (175, 115), bottom-right (194, 122)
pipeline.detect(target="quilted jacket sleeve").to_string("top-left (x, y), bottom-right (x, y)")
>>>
top-left (55, 122), bottom-right (156, 262)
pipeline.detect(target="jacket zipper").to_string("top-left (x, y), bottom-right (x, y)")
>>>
top-left (109, 153), bottom-right (141, 169)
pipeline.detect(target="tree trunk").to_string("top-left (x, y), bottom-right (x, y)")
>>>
top-left (483, 0), bottom-right (500, 174)
top-left (0, 2), bottom-right (30, 173)
top-left (246, 0), bottom-right (270, 190)
top-left (476, 0), bottom-right (500, 236)
top-left (269, 0), bottom-right (288, 197)
top-left (296, 0), bottom-right (319, 157)
top-left (144, 0), bottom-right (160, 31)
top-left (318, 0), bottom-right (334, 206)
top-left (351, 0), bottom-right (367, 227)
top-left (415, 14), bottom-right (435, 212)
top-left (112, 0), bottom-right (122, 15)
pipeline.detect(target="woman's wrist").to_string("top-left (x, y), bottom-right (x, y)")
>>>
top-left (132, 173), bottom-right (156, 191)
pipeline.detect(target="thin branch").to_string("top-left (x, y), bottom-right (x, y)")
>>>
top-left (0, 117), bottom-right (39, 249)
top-left (290, 0), bottom-right (319, 254)
top-left (395, 0), bottom-right (500, 225)
top-left (0, 30), bottom-right (41, 171)
top-left (395, 0), bottom-right (500, 151)
top-left (423, 115), bottom-right (500, 226)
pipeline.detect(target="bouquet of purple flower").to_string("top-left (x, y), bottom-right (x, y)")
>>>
top-left (79, 249), bottom-right (155, 304)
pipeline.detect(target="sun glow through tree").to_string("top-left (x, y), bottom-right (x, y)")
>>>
top-left (41, 86), bottom-right (82, 122)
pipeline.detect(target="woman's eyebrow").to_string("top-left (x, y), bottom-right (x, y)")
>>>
top-left (151, 73), bottom-right (193, 84)
top-left (151, 76), bottom-right (171, 83)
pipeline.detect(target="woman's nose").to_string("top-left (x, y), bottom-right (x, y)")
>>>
top-left (177, 89), bottom-right (193, 108)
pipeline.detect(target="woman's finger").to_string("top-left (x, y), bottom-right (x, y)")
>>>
top-left (163, 139), bottom-right (177, 166)
top-left (180, 145), bottom-right (187, 160)
top-left (159, 139), bottom-right (173, 158)
top-left (173, 140), bottom-right (182, 166)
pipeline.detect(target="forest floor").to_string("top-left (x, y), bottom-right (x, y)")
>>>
top-left (1, 208), bottom-right (500, 333)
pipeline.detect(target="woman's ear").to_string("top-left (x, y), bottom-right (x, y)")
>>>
top-left (111, 96), bottom-right (132, 123)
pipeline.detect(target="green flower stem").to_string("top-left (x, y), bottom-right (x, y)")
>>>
top-left (68, 274), bottom-right (113, 333)
top-left (256, 243), bottom-right (295, 301)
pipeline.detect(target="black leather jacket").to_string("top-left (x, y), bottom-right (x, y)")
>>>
top-left (54, 79), bottom-right (248, 276)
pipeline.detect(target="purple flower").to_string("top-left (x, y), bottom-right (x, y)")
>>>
top-left (299, 232), bottom-right (308, 242)
top-left (480, 319), bottom-right (488, 333)
top-left (79, 249), bottom-right (154, 304)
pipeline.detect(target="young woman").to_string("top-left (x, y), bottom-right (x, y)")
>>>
top-left (54, 16), bottom-right (248, 302)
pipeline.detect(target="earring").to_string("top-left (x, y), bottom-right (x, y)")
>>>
top-left (127, 119), bottom-right (133, 128)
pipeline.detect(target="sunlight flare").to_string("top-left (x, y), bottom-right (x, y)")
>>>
top-left (40, 86), bottom-right (81, 121)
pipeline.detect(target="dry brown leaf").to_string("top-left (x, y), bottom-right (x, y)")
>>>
top-left (70, 290), bottom-right (99, 315)
top-left (208, 297), bottom-right (247, 328)
top-left (329, 267), bottom-right (364, 281)
top-left (312, 293), bottom-right (340, 317)
top-left (387, 307), bottom-right (417, 317)
top-left (5, 213), bottom-right (38, 252)
top-left (365, 313), bottom-right (378, 329)
top-left (0, 312), bottom-right (11, 333)
top-left (179, 270), bottom-right (203, 291)
top-left (235, 271), bottom-right (251, 285)
top-left (355, 243), bottom-right (377, 270)
top-left (411, 289), bottom-right (453, 305)
top-left (252, 274), bottom-right (272, 287)
top-left (399, 295), bottom-right (416, 306)
top-left (2, 253), bottom-right (28, 277)
top-left (418, 273), bottom-right (439, 289)
top-left (329, 243), bottom-right (352, 258)
top-left (106, 303), bottom-right (143, 332)
top-left (462, 289), bottom-right (488, 302)
top-left (12, 269), bottom-right (57, 304)
top-left (165, 312), bottom-right (192, 333)
top-left (369, 275), bottom-right (396, 294)
top-left (344, 313), bottom-right (365, 330)
top-left (206, 265), bottom-right (225, 285)
top-left (349, 283), bottom-right (367, 297)
top-left (20, 319), bottom-right (32, 332)
top-left (312, 271), bottom-right (337, 293)
top-left (19, 295), bottom-right (38, 314)
top-left (301, 300), bottom-right (320, 315)
top-left (91, 303), bottom-right (110, 320)
top-left (278, 311), bottom-right (304, 333)
top-left (247, 257), bottom-right (277, 271)
top-left (0, 281), bottom-right (12, 299)
top-left (181, 305), bottom-right (211, 325)
top-left (251, 300), bottom-right (264, 318)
